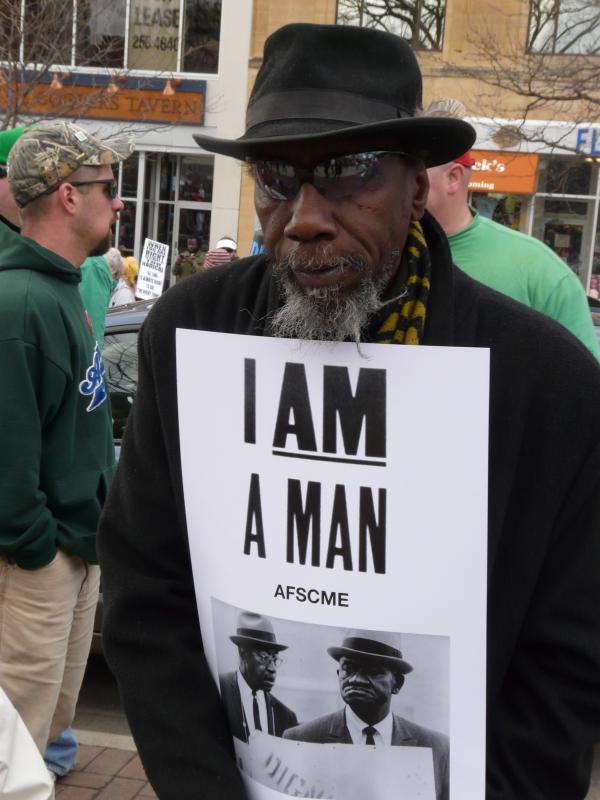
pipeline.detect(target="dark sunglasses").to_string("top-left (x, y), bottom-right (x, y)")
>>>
top-left (69, 178), bottom-right (119, 199)
top-left (0, 165), bottom-right (7, 179)
top-left (18, 176), bottom-right (119, 207)
top-left (249, 150), bottom-right (412, 201)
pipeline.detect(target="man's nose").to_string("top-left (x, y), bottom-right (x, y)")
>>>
top-left (112, 195), bottom-right (124, 213)
top-left (283, 182), bottom-right (337, 242)
top-left (347, 670), bottom-right (369, 683)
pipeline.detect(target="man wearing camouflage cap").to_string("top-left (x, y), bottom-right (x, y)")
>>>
top-left (0, 121), bottom-right (133, 755)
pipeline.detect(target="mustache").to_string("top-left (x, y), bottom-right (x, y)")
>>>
top-left (272, 247), bottom-right (369, 276)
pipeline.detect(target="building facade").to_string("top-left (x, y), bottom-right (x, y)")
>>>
top-left (239, 0), bottom-right (600, 295)
top-left (4, 1), bottom-right (599, 292)
top-left (0, 0), bottom-right (254, 275)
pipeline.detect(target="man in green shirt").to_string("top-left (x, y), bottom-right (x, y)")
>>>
top-left (426, 154), bottom-right (600, 359)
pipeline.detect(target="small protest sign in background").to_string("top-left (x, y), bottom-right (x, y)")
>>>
top-left (136, 238), bottom-right (169, 300)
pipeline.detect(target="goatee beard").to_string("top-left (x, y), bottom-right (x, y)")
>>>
top-left (269, 250), bottom-right (398, 344)
top-left (88, 233), bottom-right (111, 258)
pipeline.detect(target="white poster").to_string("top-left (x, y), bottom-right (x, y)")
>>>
top-left (177, 331), bottom-right (490, 800)
top-left (136, 238), bottom-right (169, 300)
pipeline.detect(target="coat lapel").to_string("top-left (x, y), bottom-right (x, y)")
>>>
top-left (324, 709), bottom-right (353, 743)
top-left (391, 715), bottom-right (418, 745)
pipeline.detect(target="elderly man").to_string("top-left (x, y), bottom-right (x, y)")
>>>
top-left (98, 23), bottom-right (600, 800)
top-left (0, 121), bottom-right (132, 754)
top-left (284, 632), bottom-right (448, 800)
top-left (426, 152), bottom-right (600, 358)
top-left (219, 612), bottom-right (297, 741)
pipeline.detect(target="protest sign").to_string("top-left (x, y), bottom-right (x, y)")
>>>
top-left (136, 238), bottom-right (169, 300)
top-left (177, 332), bottom-right (489, 799)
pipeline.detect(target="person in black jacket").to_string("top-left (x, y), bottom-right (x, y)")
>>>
top-left (283, 631), bottom-right (449, 800)
top-left (219, 612), bottom-right (298, 741)
top-left (98, 22), bottom-right (600, 800)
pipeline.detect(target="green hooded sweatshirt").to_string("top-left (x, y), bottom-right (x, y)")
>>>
top-left (0, 222), bottom-right (115, 569)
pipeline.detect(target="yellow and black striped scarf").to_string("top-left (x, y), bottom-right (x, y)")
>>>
top-left (374, 220), bottom-right (431, 345)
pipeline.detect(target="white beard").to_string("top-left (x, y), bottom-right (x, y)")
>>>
top-left (270, 249), bottom-right (398, 344)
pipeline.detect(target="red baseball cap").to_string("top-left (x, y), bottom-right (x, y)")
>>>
top-left (454, 152), bottom-right (475, 168)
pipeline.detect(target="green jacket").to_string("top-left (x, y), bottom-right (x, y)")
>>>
top-left (448, 212), bottom-right (600, 359)
top-left (79, 255), bottom-right (115, 343)
top-left (0, 223), bottom-right (115, 568)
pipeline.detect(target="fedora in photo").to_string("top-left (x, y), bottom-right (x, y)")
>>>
top-left (328, 630), bottom-right (413, 674)
top-left (230, 612), bottom-right (288, 652)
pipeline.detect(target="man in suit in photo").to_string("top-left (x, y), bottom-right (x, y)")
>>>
top-left (283, 631), bottom-right (449, 800)
top-left (219, 612), bottom-right (298, 741)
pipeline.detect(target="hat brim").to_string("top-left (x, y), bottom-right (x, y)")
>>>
top-left (193, 117), bottom-right (475, 168)
top-left (230, 635), bottom-right (288, 652)
top-left (328, 646), bottom-right (413, 674)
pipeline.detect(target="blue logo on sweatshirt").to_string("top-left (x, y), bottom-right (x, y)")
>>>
top-left (79, 342), bottom-right (108, 412)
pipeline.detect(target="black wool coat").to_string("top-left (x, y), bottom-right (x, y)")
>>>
top-left (98, 214), bottom-right (600, 800)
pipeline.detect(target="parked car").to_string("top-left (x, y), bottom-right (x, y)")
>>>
top-left (91, 299), bottom-right (153, 652)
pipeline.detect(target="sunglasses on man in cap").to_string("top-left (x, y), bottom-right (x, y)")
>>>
top-left (19, 177), bottom-right (120, 207)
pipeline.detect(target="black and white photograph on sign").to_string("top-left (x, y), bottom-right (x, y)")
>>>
top-left (212, 598), bottom-right (450, 800)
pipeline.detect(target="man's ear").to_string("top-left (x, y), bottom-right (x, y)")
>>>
top-left (392, 673), bottom-right (405, 694)
top-left (446, 163), bottom-right (465, 196)
top-left (57, 182), bottom-right (79, 217)
top-left (411, 165), bottom-right (429, 220)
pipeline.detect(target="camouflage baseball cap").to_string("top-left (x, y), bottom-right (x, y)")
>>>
top-left (8, 121), bottom-right (134, 207)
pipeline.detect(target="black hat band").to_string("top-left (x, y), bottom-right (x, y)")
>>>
top-left (246, 89), bottom-right (412, 130)
top-left (342, 636), bottom-right (403, 660)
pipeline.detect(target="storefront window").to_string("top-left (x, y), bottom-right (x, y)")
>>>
top-left (179, 155), bottom-right (213, 201)
top-left (117, 200), bottom-right (137, 252)
top-left (532, 196), bottom-right (595, 280)
top-left (471, 193), bottom-right (530, 233)
top-left (536, 156), bottom-right (597, 196)
top-left (76, 0), bottom-right (126, 67)
top-left (159, 154), bottom-right (178, 202)
top-left (157, 203), bottom-right (175, 248)
top-left (117, 152), bottom-right (214, 265)
top-left (178, 207), bottom-right (211, 250)
top-left (120, 156), bottom-right (139, 198)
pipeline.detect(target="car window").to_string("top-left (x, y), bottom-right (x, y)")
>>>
top-left (102, 331), bottom-right (138, 441)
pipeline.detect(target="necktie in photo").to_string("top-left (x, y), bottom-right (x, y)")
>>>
top-left (252, 691), bottom-right (262, 731)
top-left (363, 725), bottom-right (377, 745)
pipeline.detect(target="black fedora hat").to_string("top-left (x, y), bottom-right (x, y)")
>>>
top-left (230, 612), bottom-right (288, 652)
top-left (328, 630), bottom-right (413, 675)
top-left (193, 23), bottom-right (475, 167)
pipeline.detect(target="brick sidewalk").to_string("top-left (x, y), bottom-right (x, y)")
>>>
top-left (55, 744), bottom-right (156, 799)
